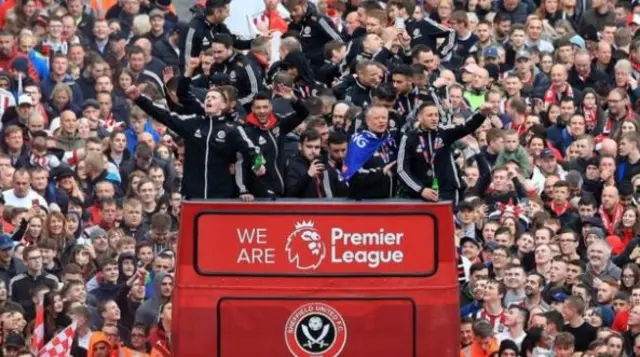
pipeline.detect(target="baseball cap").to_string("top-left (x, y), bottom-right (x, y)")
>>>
top-left (53, 166), bottom-right (75, 181)
top-left (551, 292), bottom-right (568, 303)
top-left (109, 31), bottom-right (127, 42)
top-left (582, 216), bottom-right (604, 229)
top-left (156, 0), bottom-right (172, 9)
top-left (460, 236), bottom-right (480, 248)
top-left (540, 148), bottom-right (555, 159)
top-left (82, 98), bottom-right (100, 111)
top-left (149, 8), bottom-right (164, 19)
top-left (0, 234), bottom-right (13, 250)
top-left (484, 241), bottom-right (499, 251)
top-left (4, 332), bottom-right (25, 349)
top-left (515, 49), bottom-right (530, 61)
top-left (89, 227), bottom-right (107, 240)
top-left (569, 35), bottom-right (586, 48)
top-left (586, 156), bottom-right (600, 168)
top-left (18, 94), bottom-right (32, 106)
top-left (457, 201), bottom-right (475, 212)
top-left (484, 47), bottom-right (498, 59)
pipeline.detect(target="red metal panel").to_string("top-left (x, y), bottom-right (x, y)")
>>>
top-left (173, 201), bottom-right (459, 357)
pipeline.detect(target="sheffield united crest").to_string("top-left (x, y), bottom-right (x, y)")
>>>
top-left (285, 303), bottom-right (347, 357)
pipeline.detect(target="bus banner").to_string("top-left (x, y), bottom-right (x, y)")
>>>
top-left (195, 211), bottom-right (437, 276)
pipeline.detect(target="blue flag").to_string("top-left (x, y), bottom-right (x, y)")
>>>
top-left (341, 131), bottom-right (387, 181)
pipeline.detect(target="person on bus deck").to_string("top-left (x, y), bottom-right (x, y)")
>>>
top-left (397, 101), bottom-right (491, 205)
top-left (235, 90), bottom-right (309, 201)
top-left (126, 61), bottom-right (266, 200)
top-left (285, 129), bottom-right (347, 198)
top-left (341, 104), bottom-right (397, 200)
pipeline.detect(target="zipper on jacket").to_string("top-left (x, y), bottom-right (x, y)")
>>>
top-left (268, 130), bottom-right (285, 192)
top-left (203, 119), bottom-right (214, 198)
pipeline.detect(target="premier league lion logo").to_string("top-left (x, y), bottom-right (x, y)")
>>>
top-left (285, 221), bottom-right (326, 270)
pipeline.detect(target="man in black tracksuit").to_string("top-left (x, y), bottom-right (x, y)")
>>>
top-left (209, 34), bottom-right (262, 112)
top-left (236, 92), bottom-right (309, 199)
top-left (178, 0), bottom-right (251, 71)
top-left (405, 15), bottom-right (456, 61)
top-left (348, 85), bottom-right (406, 142)
top-left (397, 101), bottom-right (491, 205)
top-left (285, 129), bottom-right (348, 198)
top-left (126, 71), bottom-right (264, 199)
top-left (285, 0), bottom-right (343, 69)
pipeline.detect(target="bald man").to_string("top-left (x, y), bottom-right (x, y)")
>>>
top-left (133, 38), bottom-right (166, 78)
top-left (600, 138), bottom-right (617, 157)
top-left (601, 186), bottom-right (620, 235)
top-left (547, 64), bottom-right (579, 106)
top-left (464, 68), bottom-right (489, 110)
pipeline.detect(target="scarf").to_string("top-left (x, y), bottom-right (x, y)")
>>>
top-left (621, 227), bottom-right (634, 247)
top-left (30, 154), bottom-right (48, 169)
top-left (544, 83), bottom-right (574, 104)
top-left (600, 203), bottom-right (623, 235)
top-left (550, 201), bottom-right (570, 217)
top-left (246, 112), bottom-right (278, 130)
top-left (583, 105), bottom-right (597, 131)
top-left (603, 108), bottom-right (635, 135)
top-left (342, 130), bottom-right (396, 181)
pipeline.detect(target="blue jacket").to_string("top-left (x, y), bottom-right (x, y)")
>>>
top-left (125, 122), bottom-right (160, 153)
top-left (40, 74), bottom-right (83, 108)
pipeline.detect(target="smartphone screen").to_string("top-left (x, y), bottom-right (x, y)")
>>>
top-left (395, 17), bottom-right (405, 29)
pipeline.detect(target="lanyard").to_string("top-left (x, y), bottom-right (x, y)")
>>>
top-left (418, 133), bottom-right (435, 171)
top-left (379, 142), bottom-right (390, 164)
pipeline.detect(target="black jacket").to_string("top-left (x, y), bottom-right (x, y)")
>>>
top-left (287, 7), bottom-right (343, 69)
top-left (179, 15), bottom-right (251, 71)
top-left (397, 111), bottom-right (487, 199)
top-left (405, 17), bottom-right (456, 60)
top-left (348, 130), bottom-right (398, 199)
top-left (285, 155), bottom-right (348, 198)
top-left (134, 77), bottom-right (261, 199)
top-left (211, 53), bottom-right (263, 111)
top-left (236, 100), bottom-right (309, 197)
top-left (9, 271), bottom-right (59, 321)
top-left (344, 79), bottom-right (372, 107)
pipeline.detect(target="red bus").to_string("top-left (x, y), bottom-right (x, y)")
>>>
top-left (173, 201), bottom-right (460, 356)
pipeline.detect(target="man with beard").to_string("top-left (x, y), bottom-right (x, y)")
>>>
top-left (460, 263), bottom-right (489, 307)
top-left (135, 271), bottom-right (173, 327)
top-left (586, 240), bottom-right (621, 292)
top-left (524, 272), bottom-right (549, 312)
top-left (460, 277), bottom-right (488, 318)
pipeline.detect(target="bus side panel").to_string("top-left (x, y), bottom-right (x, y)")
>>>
top-left (173, 202), bottom-right (460, 357)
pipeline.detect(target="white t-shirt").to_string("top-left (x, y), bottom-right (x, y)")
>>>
top-left (2, 189), bottom-right (48, 210)
top-left (497, 330), bottom-right (527, 349)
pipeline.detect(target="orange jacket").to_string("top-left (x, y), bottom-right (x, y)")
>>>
top-left (87, 332), bottom-right (112, 357)
top-left (460, 337), bottom-right (499, 357)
